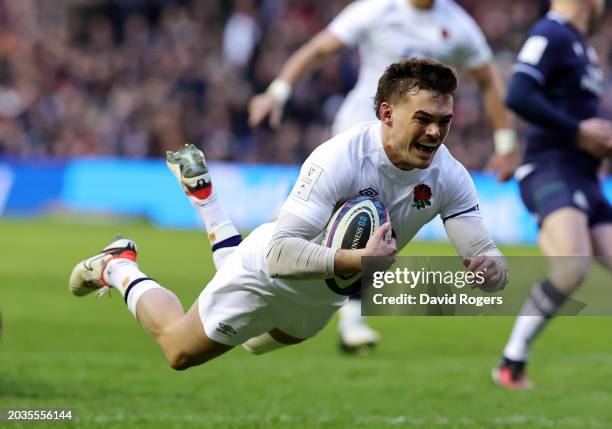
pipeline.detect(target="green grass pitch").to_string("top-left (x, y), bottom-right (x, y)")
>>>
top-left (1, 218), bottom-right (612, 428)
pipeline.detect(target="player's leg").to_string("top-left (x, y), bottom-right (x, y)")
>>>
top-left (69, 239), bottom-right (232, 370)
top-left (242, 328), bottom-right (306, 355)
top-left (538, 207), bottom-right (593, 290)
top-left (495, 208), bottom-right (593, 389)
top-left (493, 167), bottom-right (598, 389)
top-left (135, 291), bottom-right (233, 369)
top-left (244, 299), bottom-right (340, 355)
top-left (497, 177), bottom-right (612, 387)
top-left (591, 223), bottom-right (612, 270)
top-left (166, 144), bottom-right (242, 269)
top-left (337, 294), bottom-right (380, 354)
top-left (589, 191), bottom-right (612, 270)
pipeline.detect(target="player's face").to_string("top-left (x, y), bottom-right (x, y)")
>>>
top-left (386, 89), bottom-right (453, 170)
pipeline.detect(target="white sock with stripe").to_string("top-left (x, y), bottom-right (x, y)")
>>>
top-left (189, 194), bottom-right (240, 247)
top-left (103, 259), bottom-right (164, 318)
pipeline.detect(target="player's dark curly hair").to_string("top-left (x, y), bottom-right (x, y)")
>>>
top-left (374, 58), bottom-right (458, 119)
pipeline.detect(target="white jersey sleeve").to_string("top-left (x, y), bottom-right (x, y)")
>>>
top-left (327, 0), bottom-right (380, 47)
top-left (281, 142), bottom-right (351, 230)
top-left (439, 159), bottom-right (481, 222)
top-left (451, 3), bottom-right (492, 69)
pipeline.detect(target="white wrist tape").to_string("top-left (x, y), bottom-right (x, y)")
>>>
top-left (266, 79), bottom-right (291, 104)
top-left (494, 129), bottom-right (518, 155)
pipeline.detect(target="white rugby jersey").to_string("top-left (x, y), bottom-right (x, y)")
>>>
top-left (328, 0), bottom-right (492, 133)
top-left (238, 121), bottom-right (480, 306)
top-left (283, 121), bottom-right (480, 251)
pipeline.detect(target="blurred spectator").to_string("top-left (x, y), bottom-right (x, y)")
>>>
top-left (0, 0), bottom-right (609, 173)
top-left (223, 0), bottom-right (260, 71)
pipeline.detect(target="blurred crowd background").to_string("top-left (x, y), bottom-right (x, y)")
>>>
top-left (0, 0), bottom-right (610, 170)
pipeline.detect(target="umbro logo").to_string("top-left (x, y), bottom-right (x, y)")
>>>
top-left (216, 322), bottom-right (237, 338)
top-left (359, 187), bottom-right (378, 197)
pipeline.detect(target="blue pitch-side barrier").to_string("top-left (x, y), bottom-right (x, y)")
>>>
top-left (1, 158), bottom-right (611, 245)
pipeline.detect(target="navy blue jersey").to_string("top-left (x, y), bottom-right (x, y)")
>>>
top-left (510, 12), bottom-right (604, 173)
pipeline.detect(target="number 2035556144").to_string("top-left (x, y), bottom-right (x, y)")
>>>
top-left (3, 409), bottom-right (74, 421)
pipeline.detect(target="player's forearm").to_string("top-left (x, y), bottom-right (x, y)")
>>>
top-left (505, 73), bottom-right (580, 139)
top-left (334, 249), bottom-right (366, 276)
top-left (266, 235), bottom-right (336, 279)
top-left (472, 64), bottom-right (518, 154)
top-left (276, 45), bottom-right (320, 86)
top-left (444, 215), bottom-right (508, 291)
top-left (444, 215), bottom-right (496, 257)
top-left (276, 30), bottom-right (343, 86)
top-left (483, 78), bottom-right (513, 132)
top-left (265, 211), bottom-right (336, 279)
top-left (471, 64), bottom-right (512, 130)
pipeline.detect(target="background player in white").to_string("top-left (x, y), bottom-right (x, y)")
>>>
top-left (68, 59), bottom-right (507, 369)
top-left (249, 0), bottom-right (520, 351)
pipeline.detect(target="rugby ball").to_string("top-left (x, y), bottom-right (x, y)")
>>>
top-left (322, 195), bottom-right (390, 295)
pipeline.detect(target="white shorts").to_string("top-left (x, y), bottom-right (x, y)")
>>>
top-left (198, 227), bottom-right (342, 346)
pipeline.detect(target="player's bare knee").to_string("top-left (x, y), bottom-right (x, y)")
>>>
top-left (158, 333), bottom-right (197, 370)
top-left (166, 350), bottom-right (198, 371)
top-left (550, 256), bottom-right (592, 292)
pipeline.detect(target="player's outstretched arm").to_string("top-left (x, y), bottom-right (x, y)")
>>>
top-left (506, 73), bottom-right (612, 158)
top-left (248, 30), bottom-right (345, 128)
top-left (266, 214), bottom-right (396, 280)
top-left (469, 63), bottom-right (520, 182)
top-left (444, 215), bottom-right (508, 292)
top-left (266, 211), bottom-right (337, 279)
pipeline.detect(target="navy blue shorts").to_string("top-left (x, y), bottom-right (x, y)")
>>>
top-left (517, 162), bottom-right (612, 228)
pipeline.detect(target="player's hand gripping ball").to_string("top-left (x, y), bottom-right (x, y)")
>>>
top-left (322, 196), bottom-right (391, 295)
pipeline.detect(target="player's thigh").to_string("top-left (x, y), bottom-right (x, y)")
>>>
top-left (591, 223), bottom-right (612, 271)
top-left (162, 300), bottom-right (233, 367)
top-left (587, 186), bottom-right (612, 270)
top-left (539, 207), bottom-right (592, 256)
top-left (538, 207), bottom-right (592, 292)
top-left (198, 251), bottom-right (277, 347)
top-left (272, 300), bottom-right (340, 342)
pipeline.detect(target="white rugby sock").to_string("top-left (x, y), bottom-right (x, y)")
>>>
top-left (189, 194), bottom-right (240, 247)
top-left (103, 258), bottom-right (164, 318)
top-left (338, 299), bottom-right (364, 333)
top-left (503, 280), bottom-right (567, 361)
top-left (125, 279), bottom-right (164, 319)
top-left (104, 259), bottom-right (147, 293)
top-left (503, 315), bottom-right (545, 361)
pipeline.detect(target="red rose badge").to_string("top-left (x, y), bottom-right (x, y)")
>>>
top-left (412, 184), bottom-right (432, 209)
